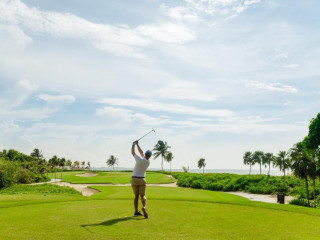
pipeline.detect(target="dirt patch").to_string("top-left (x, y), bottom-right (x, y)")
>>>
top-left (76, 172), bottom-right (98, 177)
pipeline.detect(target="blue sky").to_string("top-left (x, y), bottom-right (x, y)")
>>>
top-left (0, 0), bottom-right (319, 170)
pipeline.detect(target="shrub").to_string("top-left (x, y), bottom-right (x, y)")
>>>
top-left (171, 172), bottom-right (317, 196)
top-left (0, 160), bottom-right (19, 188)
top-left (17, 168), bottom-right (35, 184)
top-left (289, 198), bottom-right (310, 207)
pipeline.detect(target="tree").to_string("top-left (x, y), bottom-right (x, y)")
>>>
top-left (48, 155), bottom-right (59, 179)
top-left (106, 155), bottom-right (119, 171)
top-left (263, 152), bottom-right (274, 176)
top-left (198, 158), bottom-right (206, 173)
top-left (252, 151), bottom-right (264, 175)
top-left (182, 166), bottom-right (189, 173)
top-left (81, 161), bottom-right (85, 169)
top-left (73, 161), bottom-right (80, 169)
top-left (0, 149), bottom-right (7, 158)
top-left (304, 113), bottom-right (320, 151)
top-left (153, 140), bottom-right (171, 172)
top-left (243, 151), bottom-right (254, 174)
top-left (290, 142), bottom-right (311, 206)
top-left (30, 148), bottom-right (43, 159)
top-left (165, 152), bottom-right (173, 174)
top-left (87, 161), bottom-right (91, 170)
top-left (59, 158), bottom-right (66, 169)
top-left (66, 160), bottom-right (72, 169)
top-left (274, 151), bottom-right (291, 178)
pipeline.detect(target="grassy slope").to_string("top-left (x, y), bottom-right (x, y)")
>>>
top-left (1, 185), bottom-right (320, 239)
top-left (48, 171), bottom-right (174, 184)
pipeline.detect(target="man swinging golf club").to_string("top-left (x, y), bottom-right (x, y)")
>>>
top-left (131, 140), bottom-right (152, 219)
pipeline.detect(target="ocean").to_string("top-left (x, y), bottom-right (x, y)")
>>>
top-left (91, 167), bottom-right (287, 176)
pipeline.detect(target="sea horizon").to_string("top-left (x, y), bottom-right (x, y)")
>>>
top-left (91, 167), bottom-right (287, 176)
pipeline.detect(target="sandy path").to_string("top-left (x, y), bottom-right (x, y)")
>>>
top-left (226, 192), bottom-right (296, 204)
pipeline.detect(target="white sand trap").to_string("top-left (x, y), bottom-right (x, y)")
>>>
top-left (53, 182), bottom-right (100, 197)
top-left (76, 172), bottom-right (98, 177)
top-left (226, 191), bottom-right (296, 204)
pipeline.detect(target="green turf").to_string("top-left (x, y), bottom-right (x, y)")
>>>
top-left (48, 171), bottom-right (174, 184)
top-left (1, 185), bottom-right (320, 239)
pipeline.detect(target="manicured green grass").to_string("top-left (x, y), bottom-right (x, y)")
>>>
top-left (1, 185), bottom-right (320, 239)
top-left (48, 171), bottom-right (174, 184)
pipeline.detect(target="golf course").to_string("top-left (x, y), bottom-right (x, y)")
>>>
top-left (1, 171), bottom-right (320, 240)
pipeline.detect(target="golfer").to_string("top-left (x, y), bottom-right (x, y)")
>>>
top-left (131, 140), bottom-right (152, 219)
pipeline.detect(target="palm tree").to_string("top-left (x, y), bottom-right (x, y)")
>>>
top-left (243, 151), bottom-right (254, 174)
top-left (81, 161), bottom-right (85, 169)
top-left (73, 161), bottom-right (80, 169)
top-left (66, 160), bottom-right (72, 169)
top-left (263, 152), bottom-right (274, 176)
top-left (252, 151), bottom-right (264, 175)
top-left (290, 142), bottom-right (311, 206)
top-left (153, 140), bottom-right (171, 172)
top-left (303, 145), bottom-right (319, 208)
top-left (59, 158), bottom-right (66, 169)
top-left (48, 155), bottom-right (59, 179)
top-left (87, 161), bottom-right (91, 170)
top-left (182, 166), bottom-right (189, 173)
top-left (165, 152), bottom-right (173, 174)
top-left (198, 158), bottom-right (206, 173)
top-left (274, 151), bottom-right (291, 178)
top-left (106, 155), bottom-right (119, 171)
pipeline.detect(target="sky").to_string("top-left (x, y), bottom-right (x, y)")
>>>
top-left (0, 0), bottom-right (319, 171)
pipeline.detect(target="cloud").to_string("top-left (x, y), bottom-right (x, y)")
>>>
top-left (97, 97), bottom-right (233, 117)
top-left (0, 0), bottom-right (195, 58)
top-left (96, 106), bottom-right (166, 126)
top-left (160, 5), bottom-right (202, 22)
top-left (245, 80), bottom-right (298, 93)
top-left (282, 64), bottom-right (299, 69)
top-left (283, 101), bottom-right (292, 106)
top-left (0, 24), bottom-right (32, 52)
top-left (18, 79), bottom-right (38, 92)
top-left (140, 81), bottom-right (217, 102)
top-left (38, 94), bottom-right (76, 105)
top-left (137, 22), bottom-right (195, 44)
top-left (162, 0), bottom-right (261, 21)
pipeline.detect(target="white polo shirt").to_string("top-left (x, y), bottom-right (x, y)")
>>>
top-left (132, 154), bottom-right (150, 177)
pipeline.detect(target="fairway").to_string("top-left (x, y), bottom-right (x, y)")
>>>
top-left (1, 186), bottom-right (320, 240)
top-left (48, 171), bottom-right (174, 184)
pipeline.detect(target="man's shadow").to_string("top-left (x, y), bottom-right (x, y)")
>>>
top-left (81, 216), bottom-right (144, 232)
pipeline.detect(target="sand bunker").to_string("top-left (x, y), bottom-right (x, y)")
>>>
top-left (54, 182), bottom-right (100, 197)
top-left (76, 172), bottom-right (98, 177)
top-left (226, 191), bottom-right (296, 204)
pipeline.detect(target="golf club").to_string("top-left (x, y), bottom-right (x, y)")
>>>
top-left (136, 129), bottom-right (155, 142)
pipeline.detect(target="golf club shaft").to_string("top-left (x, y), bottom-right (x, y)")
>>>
top-left (137, 129), bottom-right (155, 141)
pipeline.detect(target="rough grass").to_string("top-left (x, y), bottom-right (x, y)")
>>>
top-left (48, 171), bottom-right (174, 184)
top-left (0, 184), bottom-right (80, 195)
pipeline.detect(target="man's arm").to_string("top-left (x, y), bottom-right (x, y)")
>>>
top-left (131, 141), bottom-right (136, 156)
top-left (136, 142), bottom-right (145, 158)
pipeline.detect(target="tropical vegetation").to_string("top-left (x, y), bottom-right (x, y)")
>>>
top-left (153, 140), bottom-right (171, 171)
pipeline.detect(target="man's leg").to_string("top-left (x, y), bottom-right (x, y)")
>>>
top-left (140, 195), bottom-right (148, 218)
top-left (140, 195), bottom-right (147, 208)
top-left (134, 194), bottom-right (139, 212)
